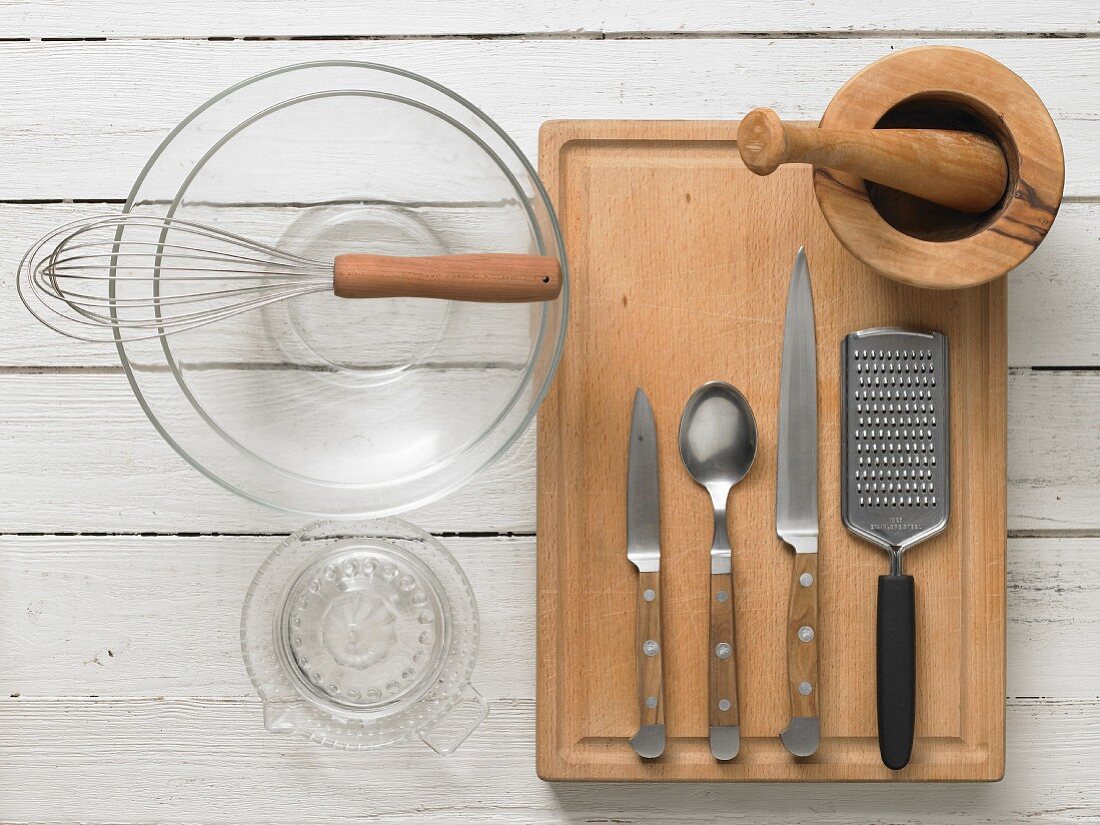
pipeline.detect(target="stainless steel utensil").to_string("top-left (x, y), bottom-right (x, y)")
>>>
top-left (841, 328), bottom-right (950, 770)
top-left (18, 214), bottom-right (562, 342)
top-left (679, 381), bottom-right (758, 761)
top-left (775, 248), bottom-right (821, 758)
top-left (628, 388), bottom-right (665, 758)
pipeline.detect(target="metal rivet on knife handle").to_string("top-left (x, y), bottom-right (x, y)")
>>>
top-left (631, 570), bottom-right (665, 758)
top-left (787, 558), bottom-right (821, 704)
top-left (708, 568), bottom-right (740, 760)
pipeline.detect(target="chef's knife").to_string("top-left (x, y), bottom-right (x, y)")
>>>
top-left (776, 247), bottom-right (821, 757)
top-left (628, 388), bottom-right (666, 758)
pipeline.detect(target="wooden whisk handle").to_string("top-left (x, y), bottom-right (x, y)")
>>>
top-left (333, 253), bottom-right (562, 302)
top-left (738, 107), bottom-right (1009, 213)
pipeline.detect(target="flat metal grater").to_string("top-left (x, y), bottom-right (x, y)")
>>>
top-left (841, 327), bottom-right (949, 771)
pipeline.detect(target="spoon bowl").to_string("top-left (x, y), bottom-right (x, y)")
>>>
top-left (678, 382), bottom-right (759, 488)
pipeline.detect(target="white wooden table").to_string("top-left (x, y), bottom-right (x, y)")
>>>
top-left (1, 3), bottom-right (1098, 822)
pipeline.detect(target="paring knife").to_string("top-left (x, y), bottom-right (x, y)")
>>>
top-left (775, 247), bottom-right (821, 757)
top-left (627, 388), bottom-right (666, 758)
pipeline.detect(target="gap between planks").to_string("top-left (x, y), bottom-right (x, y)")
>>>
top-left (3, 32), bottom-right (1100, 43)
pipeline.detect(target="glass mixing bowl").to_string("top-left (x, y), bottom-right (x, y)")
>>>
top-left (115, 62), bottom-right (567, 516)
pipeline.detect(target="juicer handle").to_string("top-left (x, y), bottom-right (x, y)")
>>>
top-left (877, 574), bottom-right (916, 770)
top-left (333, 253), bottom-right (562, 302)
top-left (737, 107), bottom-right (1008, 214)
top-left (418, 683), bottom-right (490, 756)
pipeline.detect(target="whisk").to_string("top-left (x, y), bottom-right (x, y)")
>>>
top-left (18, 214), bottom-right (563, 342)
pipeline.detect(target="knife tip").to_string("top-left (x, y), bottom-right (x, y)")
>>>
top-left (793, 246), bottom-right (808, 273)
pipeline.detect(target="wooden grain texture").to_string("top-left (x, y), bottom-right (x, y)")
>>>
top-left (1, 40), bottom-right (1099, 200)
top-left (332, 252), bottom-right (562, 301)
top-left (813, 46), bottom-right (1064, 289)
top-left (0, 370), bottom-right (1092, 534)
top-left (787, 553), bottom-right (820, 719)
top-left (634, 570), bottom-right (665, 730)
top-left (4, 0), bottom-right (1098, 37)
top-left (5, 202), bottom-right (1100, 368)
top-left (536, 120), bottom-right (1005, 781)
top-left (0, 697), bottom-right (1096, 824)
top-left (0, 535), bottom-right (1092, 701)
top-left (738, 108), bottom-right (1009, 213)
top-left (0, 9), bottom-right (1096, 822)
top-left (709, 571), bottom-right (740, 730)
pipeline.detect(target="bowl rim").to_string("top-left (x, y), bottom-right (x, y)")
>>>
top-left (114, 60), bottom-right (570, 517)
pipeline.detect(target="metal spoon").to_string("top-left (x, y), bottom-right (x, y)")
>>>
top-left (678, 381), bottom-right (758, 761)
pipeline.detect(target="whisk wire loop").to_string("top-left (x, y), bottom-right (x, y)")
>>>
top-left (18, 214), bottom-right (334, 342)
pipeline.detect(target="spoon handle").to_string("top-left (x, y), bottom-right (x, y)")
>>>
top-left (709, 569), bottom-right (740, 760)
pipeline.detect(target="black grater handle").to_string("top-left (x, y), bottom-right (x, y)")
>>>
top-left (877, 574), bottom-right (915, 770)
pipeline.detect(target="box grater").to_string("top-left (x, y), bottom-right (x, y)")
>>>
top-left (841, 328), bottom-right (949, 771)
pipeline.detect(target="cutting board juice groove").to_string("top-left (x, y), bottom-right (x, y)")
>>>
top-left (536, 120), bottom-right (1005, 782)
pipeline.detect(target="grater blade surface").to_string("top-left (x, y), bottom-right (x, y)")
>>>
top-left (841, 328), bottom-right (949, 558)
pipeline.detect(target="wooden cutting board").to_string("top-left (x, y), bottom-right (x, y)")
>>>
top-left (535, 120), bottom-right (1005, 782)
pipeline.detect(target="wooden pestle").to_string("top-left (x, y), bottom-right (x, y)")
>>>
top-left (738, 107), bottom-right (1008, 214)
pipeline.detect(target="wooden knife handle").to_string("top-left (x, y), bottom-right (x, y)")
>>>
top-left (628, 570), bottom-right (665, 758)
top-left (737, 107), bottom-right (1008, 214)
top-left (786, 553), bottom-right (820, 718)
top-left (709, 571), bottom-right (740, 730)
top-left (635, 571), bottom-right (664, 729)
top-left (333, 253), bottom-right (562, 302)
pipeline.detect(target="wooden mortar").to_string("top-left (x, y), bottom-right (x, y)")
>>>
top-left (739, 46), bottom-right (1064, 289)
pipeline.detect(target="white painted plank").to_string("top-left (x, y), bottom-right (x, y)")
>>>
top-left (0, 535), bottom-right (1094, 700)
top-left (2, 1), bottom-right (1097, 37)
top-left (0, 535), bottom-right (536, 701)
top-left (0, 16), bottom-right (1092, 825)
top-left (0, 39), bottom-right (1096, 199)
top-left (0, 370), bottom-right (1091, 532)
top-left (0, 372), bottom-right (536, 533)
top-left (1007, 370), bottom-right (1100, 533)
top-left (1007, 538), bottom-right (1100, 699)
top-left (0, 697), bottom-right (1096, 823)
top-left (1007, 202), bottom-right (1100, 368)
top-left (3, 201), bottom-right (1098, 368)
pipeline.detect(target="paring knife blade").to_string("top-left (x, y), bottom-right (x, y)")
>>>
top-left (627, 388), bottom-right (665, 758)
top-left (776, 247), bottom-right (821, 757)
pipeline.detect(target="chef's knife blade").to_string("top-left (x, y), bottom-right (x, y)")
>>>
top-left (776, 247), bottom-right (821, 757)
top-left (628, 388), bottom-right (665, 758)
